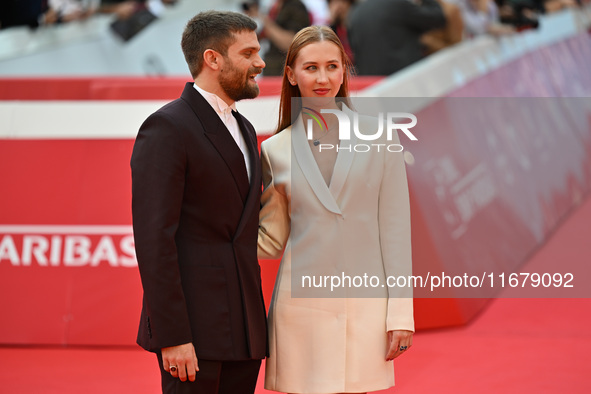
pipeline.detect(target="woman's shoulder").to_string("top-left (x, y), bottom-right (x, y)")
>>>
top-left (261, 126), bottom-right (292, 152)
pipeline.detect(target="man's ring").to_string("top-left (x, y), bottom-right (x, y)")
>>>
top-left (169, 365), bottom-right (178, 373)
top-left (400, 346), bottom-right (408, 351)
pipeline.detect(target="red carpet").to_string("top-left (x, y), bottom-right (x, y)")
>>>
top-left (2, 196), bottom-right (590, 393)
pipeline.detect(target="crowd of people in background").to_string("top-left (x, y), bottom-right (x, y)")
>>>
top-left (0, 0), bottom-right (177, 30)
top-left (242, 0), bottom-right (583, 76)
top-left (0, 0), bottom-right (586, 75)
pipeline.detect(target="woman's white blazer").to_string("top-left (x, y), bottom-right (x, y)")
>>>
top-left (258, 107), bottom-right (414, 394)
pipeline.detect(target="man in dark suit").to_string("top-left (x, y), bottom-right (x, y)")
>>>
top-left (348, 0), bottom-right (447, 75)
top-left (131, 10), bottom-right (267, 394)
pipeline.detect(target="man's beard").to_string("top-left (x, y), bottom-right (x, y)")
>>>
top-left (219, 57), bottom-right (262, 101)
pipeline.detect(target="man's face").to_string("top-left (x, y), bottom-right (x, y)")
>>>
top-left (218, 30), bottom-right (265, 102)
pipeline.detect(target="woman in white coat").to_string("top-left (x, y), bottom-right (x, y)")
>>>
top-left (258, 26), bottom-right (414, 394)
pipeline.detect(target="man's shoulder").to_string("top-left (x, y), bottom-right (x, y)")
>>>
top-left (155, 96), bottom-right (191, 117)
top-left (138, 96), bottom-right (201, 137)
top-left (143, 95), bottom-right (201, 127)
top-left (151, 83), bottom-right (205, 117)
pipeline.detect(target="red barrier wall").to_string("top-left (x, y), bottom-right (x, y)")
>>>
top-left (0, 76), bottom-right (382, 101)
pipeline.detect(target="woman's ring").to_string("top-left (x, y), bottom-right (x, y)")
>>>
top-left (399, 346), bottom-right (408, 351)
top-left (170, 365), bottom-right (178, 373)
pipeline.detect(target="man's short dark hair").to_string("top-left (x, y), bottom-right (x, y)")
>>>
top-left (181, 10), bottom-right (257, 78)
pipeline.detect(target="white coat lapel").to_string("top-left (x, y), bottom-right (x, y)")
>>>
top-left (328, 103), bottom-right (357, 200)
top-left (292, 115), bottom-right (342, 215)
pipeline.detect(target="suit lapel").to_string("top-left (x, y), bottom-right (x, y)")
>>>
top-left (328, 104), bottom-right (357, 200)
top-left (292, 115), bottom-right (342, 215)
top-left (181, 83), bottom-right (250, 201)
top-left (232, 110), bottom-right (262, 240)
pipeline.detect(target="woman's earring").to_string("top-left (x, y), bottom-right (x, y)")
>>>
top-left (290, 80), bottom-right (297, 86)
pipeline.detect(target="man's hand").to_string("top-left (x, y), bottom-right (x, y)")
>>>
top-left (386, 330), bottom-right (413, 361)
top-left (161, 343), bottom-right (199, 382)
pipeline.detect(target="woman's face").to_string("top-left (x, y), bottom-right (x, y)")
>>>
top-left (287, 40), bottom-right (344, 100)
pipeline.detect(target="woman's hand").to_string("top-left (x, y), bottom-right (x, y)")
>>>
top-left (386, 330), bottom-right (413, 361)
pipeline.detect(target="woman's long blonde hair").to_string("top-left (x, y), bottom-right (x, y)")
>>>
top-left (275, 25), bottom-right (354, 134)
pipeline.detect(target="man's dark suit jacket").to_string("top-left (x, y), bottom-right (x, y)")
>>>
top-left (131, 82), bottom-right (267, 361)
top-left (348, 0), bottom-right (446, 76)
